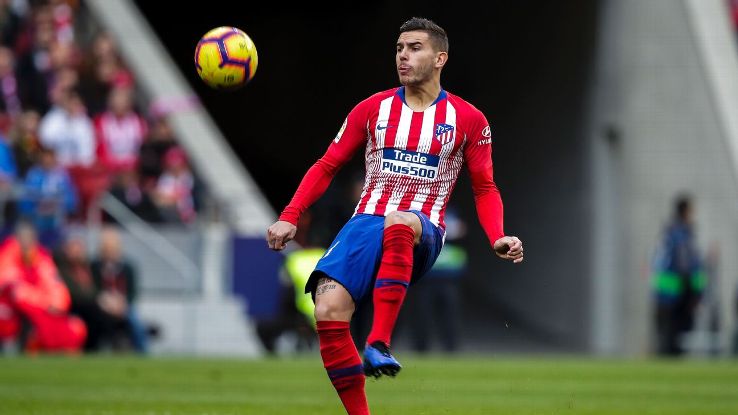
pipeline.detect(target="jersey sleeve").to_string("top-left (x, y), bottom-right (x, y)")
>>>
top-left (279, 99), bottom-right (370, 225)
top-left (463, 111), bottom-right (504, 245)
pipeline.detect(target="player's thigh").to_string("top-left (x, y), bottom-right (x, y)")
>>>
top-left (313, 276), bottom-right (355, 322)
top-left (384, 211), bottom-right (422, 244)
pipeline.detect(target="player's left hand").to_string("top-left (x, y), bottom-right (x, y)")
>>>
top-left (493, 236), bottom-right (524, 263)
top-left (267, 220), bottom-right (297, 251)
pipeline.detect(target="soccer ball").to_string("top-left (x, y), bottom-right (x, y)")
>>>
top-left (194, 26), bottom-right (258, 90)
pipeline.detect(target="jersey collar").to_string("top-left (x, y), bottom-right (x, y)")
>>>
top-left (397, 86), bottom-right (447, 107)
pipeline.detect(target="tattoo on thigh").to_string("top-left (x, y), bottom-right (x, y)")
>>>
top-left (316, 277), bottom-right (337, 296)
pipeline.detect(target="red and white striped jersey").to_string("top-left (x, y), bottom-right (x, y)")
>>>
top-left (280, 87), bottom-right (504, 245)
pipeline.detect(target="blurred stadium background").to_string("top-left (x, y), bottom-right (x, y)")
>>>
top-left (1, 0), bottom-right (738, 413)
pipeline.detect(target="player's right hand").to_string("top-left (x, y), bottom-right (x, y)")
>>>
top-left (267, 220), bottom-right (297, 251)
top-left (493, 235), bottom-right (524, 263)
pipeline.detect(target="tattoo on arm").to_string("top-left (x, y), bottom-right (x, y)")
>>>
top-left (316, 277), bottom-right (338, 296)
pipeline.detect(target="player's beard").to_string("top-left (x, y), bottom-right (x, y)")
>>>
top-left (398, 59), bottom-right (434, 87)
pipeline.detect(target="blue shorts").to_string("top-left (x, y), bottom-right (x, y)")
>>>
top-left (306, 211), bottom-right (445, 304)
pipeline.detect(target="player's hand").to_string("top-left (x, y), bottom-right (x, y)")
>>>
top-left (267, 220), bottom-right (297, 251)
top-left (493, 236), bottom-right (524, 263)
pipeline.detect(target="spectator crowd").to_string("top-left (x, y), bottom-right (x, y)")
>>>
top-left (0, 0), bottom-right (202, 355)
top-left (0, 0), bottom-right (203, 248)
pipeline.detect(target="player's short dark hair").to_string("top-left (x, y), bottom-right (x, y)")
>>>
top-left (400, 17), bottom-right (449, 52)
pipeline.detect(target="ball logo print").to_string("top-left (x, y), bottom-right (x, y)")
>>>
top-left (194, 26), bottom-right (258, 90)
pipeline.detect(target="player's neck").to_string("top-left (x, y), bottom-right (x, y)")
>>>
top-left (403, 82), bottom-right (442, 112)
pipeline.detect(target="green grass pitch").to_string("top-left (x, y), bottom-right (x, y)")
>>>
top-left (1, 355), bottom-right (737, 414)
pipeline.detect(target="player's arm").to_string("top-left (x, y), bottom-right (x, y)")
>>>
top-left (267, 103), bottom-right (369, 251)
top-left (464, 116), bottom-right (523, 263)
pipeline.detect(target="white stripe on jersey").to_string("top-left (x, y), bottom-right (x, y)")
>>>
top-left (429, 102), bottom-right (457, 224)
top-left (375, 95), bottom-right (393, 149)
top-left (393, 104), bottom-right (413, 150)
top-left (417, 104), bottom-right (437, 153)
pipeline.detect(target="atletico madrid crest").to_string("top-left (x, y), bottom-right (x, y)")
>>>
top-left (434, 123), bottom-right (455, 145)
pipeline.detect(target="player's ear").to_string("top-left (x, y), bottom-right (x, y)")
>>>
top-left (435, 51), bottom-right (448, 69)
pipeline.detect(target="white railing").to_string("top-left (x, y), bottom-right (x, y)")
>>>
top-left (89, 193), bottom-right (201, 294)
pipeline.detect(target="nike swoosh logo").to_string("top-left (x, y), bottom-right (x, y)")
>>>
top-left (377, 124), bottom-right (395, 130)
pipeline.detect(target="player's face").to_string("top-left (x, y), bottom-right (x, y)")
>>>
top-left (396, 31), bottom-right (439, 86)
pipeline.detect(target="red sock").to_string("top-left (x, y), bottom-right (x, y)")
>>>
top-left (317, 321), bottom-right (369, 415)
top-left (366, 223), bottom-right (415, 347)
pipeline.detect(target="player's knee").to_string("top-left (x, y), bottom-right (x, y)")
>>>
top-left (384, 211), bottom-right (416, 228)
top-left (314, 297), bottom-right (353, 322)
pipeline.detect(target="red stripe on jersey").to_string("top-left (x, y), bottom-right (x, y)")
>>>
top-left (367, 114), bottom-right (377, 148)
top-left (405, 111), bottom-right (424, 151)
top-left (395, 185), bottom-right (416, 212)
top-left (428, 98), bottom-right (447, 156)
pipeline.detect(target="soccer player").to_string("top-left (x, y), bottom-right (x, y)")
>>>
top-left (267, 17), bottom-right (524, 415)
